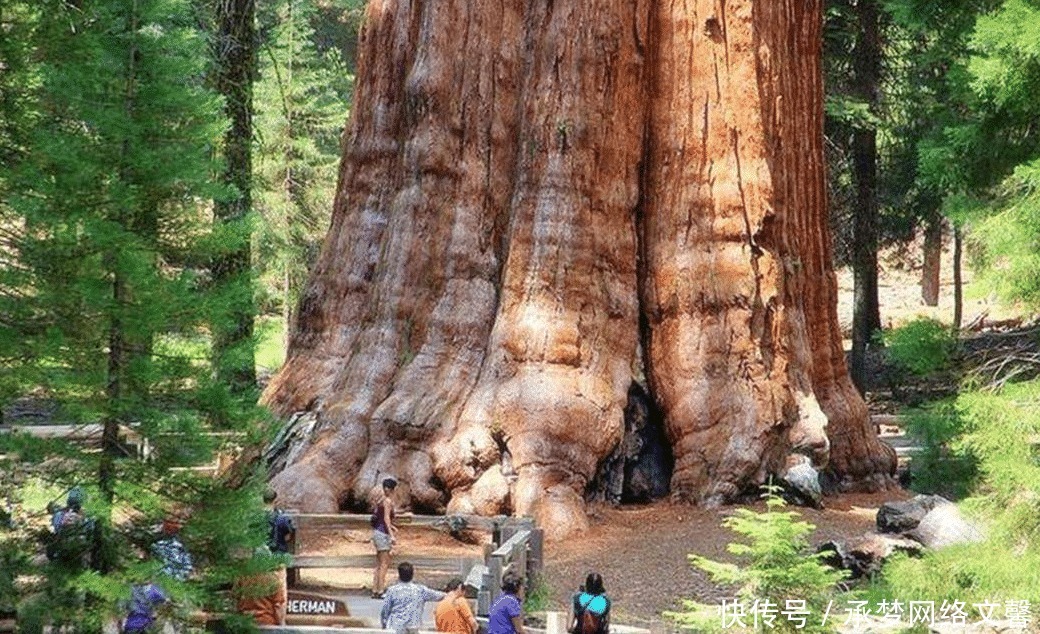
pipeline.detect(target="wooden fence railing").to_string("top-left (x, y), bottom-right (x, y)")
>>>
top-left (286, 512), bottom-right (543, 618)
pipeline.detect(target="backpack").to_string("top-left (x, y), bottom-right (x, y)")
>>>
top-left (575, 594), bottom-right (608, 634)
top-left (45, 510), bottom-right (92, 565)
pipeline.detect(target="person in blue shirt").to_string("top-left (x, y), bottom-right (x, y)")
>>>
top-left (487, 573), bottom-right (525, 634)
top-left (570, 573), bottom-right (611, 634)
top-left (122, 583), bottom-right (168, 634)
top-left (380, 561), bottom-right (445, 634)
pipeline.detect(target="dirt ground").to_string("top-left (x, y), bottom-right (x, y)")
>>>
top-left (297, 491), bottom-right (909, 626)
top-left (540, 491), bottom-right (909, 625)
top-left (295, 527), bottom-right (485, 590)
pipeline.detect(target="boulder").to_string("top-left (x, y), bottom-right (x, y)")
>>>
top-left (781, 454), bottom-right (823, 509)
top-left (908, 503), bottom-right (985, 549)
top-left (818, 532), bottom-right (924, 578)
top-left (876, 494), bottom-right (950, 534)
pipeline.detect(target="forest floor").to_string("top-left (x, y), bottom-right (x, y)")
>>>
top-left (293, 490), bottom-right (907, 625)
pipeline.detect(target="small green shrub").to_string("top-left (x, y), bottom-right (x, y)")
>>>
top-left (668, 487), bottom-right (846, 633)
top-left (881, 318), bottom-right (956, 376)
top-left (903, 402), bottom-right (978, 499)
top-left (873, 379), bottom-right (1040, 609)
top-left (523, 576), bottom-right (553, 613)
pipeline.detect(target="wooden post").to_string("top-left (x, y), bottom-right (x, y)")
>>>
top-left (546, 612), bottom-right (567, 634)
top-left (479, 564), bottom-right (494, 616)
top-left (488, 555), bottom-right (504, 602)
top-left (528, 528), bottom-right (544, 580)
top-left (500, 520), bottom-right (518, 545)
top-left (513, 539), bottom-right (527, 585)
top-left (286, 530), bottom-right (300, 587)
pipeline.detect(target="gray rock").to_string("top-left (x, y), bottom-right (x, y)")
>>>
top-left (818, 532), bottom-right (923, 578)
top-left (782, 454), bottom-right (823, 509)
top-left (908, 503), bottom-right (985, 549)
top-left (876, 494), bottom-right (950, 533)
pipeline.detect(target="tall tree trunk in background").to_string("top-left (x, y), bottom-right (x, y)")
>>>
top-left (849, 0), bottom-right (882, 394)
top-left (921, 218), bottom-right (941, 306)
top-left (213, 0), bottom-right (257, 395)
top-left (953, 226), bottom-right (963, 329)
top-left (262, 0), bottom-right (895, 537)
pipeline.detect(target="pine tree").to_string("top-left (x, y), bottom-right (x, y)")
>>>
top-left (212, 0), bottom-right (259, 397)
top-left (0, 0), bottom-right (273, 629)
top-left (254, 0), bottom-right (343, 344)
top-left (938, 0), bottom-right (1040, 307)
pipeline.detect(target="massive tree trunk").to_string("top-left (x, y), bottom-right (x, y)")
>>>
top-left (262, 0), bottom-right (895, 538)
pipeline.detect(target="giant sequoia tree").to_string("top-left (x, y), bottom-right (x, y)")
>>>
top-left (262, 0), bottom-right (896, 536)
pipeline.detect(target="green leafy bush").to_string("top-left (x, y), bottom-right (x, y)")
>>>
top-left (523, 576), bottom-right (553, 614)
top-left (874, 380), bottom-right (1040, 607)
top-left (668, 487), bottom-right (846, 633)
top-left (881, 318), bottom-right (957, 376)
top-left (903, 402), bottom-right (978, 499)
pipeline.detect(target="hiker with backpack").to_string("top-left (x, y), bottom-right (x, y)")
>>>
top-left (45, 487), bottom-right (95, 569)
top-left (263, 488), bottom-right (296, 554)
top-left (570, 573), bottom-right (610, 634)
top-left (371, 477), bottom-right (399, 598)
top-left (49, 487), bottom-right (85, 533)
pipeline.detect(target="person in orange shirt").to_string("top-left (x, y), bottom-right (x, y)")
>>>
top-left (235, 547), bottom-right (288, 626)
top-left (435, 578), bottom-right (478, 634)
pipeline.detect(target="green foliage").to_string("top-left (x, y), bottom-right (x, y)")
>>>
top-left (880, 318), bottom-right (956, 376)
top-left (255, 316), bottom-right (287, 371)
top-left (254, 0), bottom-right (346, 329)
top-left (668, 488), bottom-right (846, 633)
top-left (875, 379), bottom-right (1040, 607)
top-left (903, 402), bottom-right (978, 499)
top-left (0, 0), bottom-right (276, 629)
top-left (523, 576), bottom-right (553, 614)
top-left (967, 161), bottom-right (1040, 307)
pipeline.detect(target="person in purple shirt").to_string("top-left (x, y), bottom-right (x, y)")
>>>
top-left (122, 583), bottom-right (167, 634)
top-left (487, 574), bottom-right (525, 634)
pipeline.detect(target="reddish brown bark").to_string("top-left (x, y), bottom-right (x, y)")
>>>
top-left (262, 0), bottom-right (895, 537)
top-left (921, 220), bottom-right (942, 307)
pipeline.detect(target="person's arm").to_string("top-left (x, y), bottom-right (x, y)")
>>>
top-left (381, 592), bottom-right (391, 628)
top-left (509, 597), bottom-right (525, 634)
top-left (511, 616), bottom-right (526, 634)
top-left (422, 585), bottom-right (446, 602)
